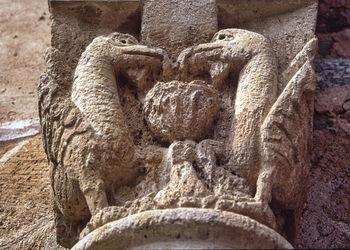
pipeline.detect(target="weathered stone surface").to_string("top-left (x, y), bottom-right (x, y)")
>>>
top-left (317, 0), bottom-right (350, 58)
top-left (141, 0), bottom-right (217, 60)
top-left (343, 100), bottom-right (350, 110)
top-left (219, 0), bottom-right (318, 92)
top-left (296, 86), bottom-right (350, 248)
top-left (39, 33), bottom-right (170, 247)
top-left (296, 60), bottom-right (350, 247)
top-left (316, 59), bottom-right (350, 88)
top-left (47, 0), bottom-right (142, 89)
top-left (0, 136), bottom-right (57, 249)
top-left (73, 209), bottom-right (293, 249)
top-left (39, 0), bottom-right (318, 248)
top-left (332, 28), bottom-right (350, 57)
top-left (144, 80), bottom-right (219, 143)
top-left (344, 110), bottom-right (350, 122)
top-left (315, 85), bottom-right (350, 114)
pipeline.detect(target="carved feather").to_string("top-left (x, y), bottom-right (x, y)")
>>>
top-left (260, 37), bottom-right (318, 210)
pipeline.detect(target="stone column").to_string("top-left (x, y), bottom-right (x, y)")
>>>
top-left (40, 1), bottom-right (318, 248)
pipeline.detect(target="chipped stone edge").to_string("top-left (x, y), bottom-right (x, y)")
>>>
top-left (73, 208), bottom-right (293, 249)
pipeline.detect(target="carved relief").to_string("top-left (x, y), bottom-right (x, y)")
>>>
top-left (40, 0), bottom-right (318, 248)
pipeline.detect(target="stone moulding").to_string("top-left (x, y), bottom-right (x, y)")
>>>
top-left (73, 209), bottom-right (293, 249)
top-left (39, 0), bottom-right (318, 248)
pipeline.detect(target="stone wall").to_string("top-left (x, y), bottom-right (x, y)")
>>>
top-left (296, 59), bottom-right (350, 248)
top-left (296, 2), bottom-right (350, 247)
top-left (317, 0), bottom-right (350, 58)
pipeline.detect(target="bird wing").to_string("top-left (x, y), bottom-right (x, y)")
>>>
top-left (38, 72), bottom-right (88, 169)
top-left (260, 37), bottom-right (317, 210)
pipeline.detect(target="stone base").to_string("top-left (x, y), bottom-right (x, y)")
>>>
top-left (73, 208), bottom-right (293, 249)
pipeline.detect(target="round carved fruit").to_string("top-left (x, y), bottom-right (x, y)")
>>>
top-left (144, 80), bottom-right (219, 143)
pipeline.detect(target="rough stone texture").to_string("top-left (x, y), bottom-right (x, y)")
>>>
top-left (0, 136), bottom-right (59, 249)
top-left (217, 0), bottom-right (318, 92)
top-left (316, 58), bottom-right (350, 89)
top-left (317, 0), bottom-right (350, 58)
top-left (141, 0), bottom-right (218, 60)
top-left (0, 0), bottom-right (50, 124)
top-left (73, 209), bottom-right (293, 249)
top-left (297, 127), bottom-right (350, 248)
top-left (39, 33), bottom-right (169, 247)
top-left (295, 59), bottom-right (350, 248)
top-left (39, 1), bottom-right (318, 248)
top-left (144, 80), bottom-right (220, 142)
top-left (47, 0), bottom-right (142, 89)
top-left (5, 0), bottom-right (350, 249)
top-left (315, 84), bottom-right (350, 114)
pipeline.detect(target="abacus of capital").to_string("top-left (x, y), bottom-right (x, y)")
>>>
top-left (38, 0), bottom-right (318, 248)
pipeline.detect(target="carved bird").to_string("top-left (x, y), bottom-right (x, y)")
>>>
top-left (38, 32), bottom-right (169, 248)
top-left (177, 28), bottom-right (317, 228)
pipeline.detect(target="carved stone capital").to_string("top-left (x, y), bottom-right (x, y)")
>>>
top-left (39, 0), bottom-right (318, 248)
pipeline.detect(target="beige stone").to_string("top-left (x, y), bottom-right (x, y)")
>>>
top-left (39, 0), bottom-right (318, 248)
top-left (141, 0), bottom-right (217, 60)
top-left (73, 209), bottom-right (293, 249)
top-left (143, 80), bottom-right (219, 142)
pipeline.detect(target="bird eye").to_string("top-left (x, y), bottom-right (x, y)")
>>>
top-left (121, 39), bottom-right (127, 44)
top-left (218, 34), bottom-right (226, 40)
